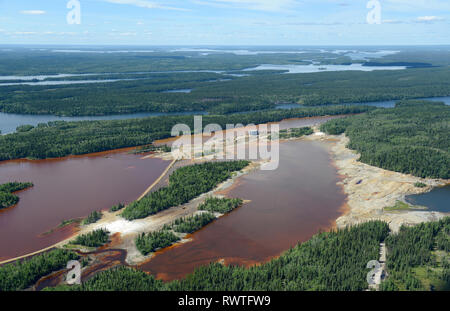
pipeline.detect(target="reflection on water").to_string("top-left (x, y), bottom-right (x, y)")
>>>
top-left (245, 63), bottom-right (406, 74)
top-left (0, 151), bottom-right (170, 261)
top-left (405, 185), bottom-right (450, 213)
top-left (140, 140), bottom-right (347, 281)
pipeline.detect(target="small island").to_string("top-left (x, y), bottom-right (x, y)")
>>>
top-left (0, 182), bottom-right (33, 209)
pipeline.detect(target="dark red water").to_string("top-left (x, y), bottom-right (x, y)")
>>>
top-left (0, 150), bottom-right (170, 261)
top-left (140, 140), bottom-right (347, 281)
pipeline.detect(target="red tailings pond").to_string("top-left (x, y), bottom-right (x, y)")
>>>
top-left (140, 140), bottom-right (347, 281)
top-left (0, 150), bottom-right (170, 261)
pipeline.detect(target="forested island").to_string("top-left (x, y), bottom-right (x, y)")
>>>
top-left (121, 161), bottom-right (249, 220)
top-left (198, 197), bottom-right (243, 214)
top-left (0, 182), bottom-right (33, 209)
top-left (321, 101), bottom-right (450, 179)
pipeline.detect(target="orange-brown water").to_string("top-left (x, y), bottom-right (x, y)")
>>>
top-left (0, 151), bottom-right (170, 261)
top-left (139, 140), bottom-right (347, 281)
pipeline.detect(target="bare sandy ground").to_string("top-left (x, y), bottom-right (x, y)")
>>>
top-left (306, 128), bottom-right (449, 232)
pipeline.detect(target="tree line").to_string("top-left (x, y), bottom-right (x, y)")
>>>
top-left (320, 101), bottom-right (450, 179)
top-left (45, 221), bottom-right (390, 291)
top-left (0, 105), bottom-right (373, 161)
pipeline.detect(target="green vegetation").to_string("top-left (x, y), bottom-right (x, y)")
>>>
top-left (0, 249), bottom-right (78, 291)
top-left (414, 182), bottom-right (427, 188)
top-left (72, 229), bottom-right (110, 248)
top-left (42, 218), bottom-right (82, 236)
top-left (277, 127), bottom-right (314, 139)
top-left (198, 197), bottom-right (243, 214)
top-left (109, 203), bottom-right (125, 212)
top-left (321, 101), bottom-right (450, 179)
top-left (166, 212), bottom-right (217, 234)
top-left (47, 221), bottom-right (389, 291)
top-left (43, 266), bottom-right (164, 292)
top-left (121, 161), bottom-right (250, 220)
top-left (0, 182), bottom-right (33, 209)
top-left (0, 105), bottom-right (373, 161)
top-left (135, 230), bottom-right (180, 256)
top-left (380, 217), bottom-right (450, 291)
top-left (0, 181), bottom-right (34, 193)
top-left (2, 49), bottom-right (450, 116)
top-left (82, 211), bottom-right (102, 225)
top-left (16, 125), bottom-right (34, 133)
top-left (384, 201), bottom-right (420, 212)
top-left (131, 144), bottom-right (171, 154)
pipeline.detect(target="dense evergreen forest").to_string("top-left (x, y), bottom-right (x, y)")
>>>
top-left (1, 67), bottom-right (450, 116)
top-left (82, 211), bottom-right (102, 225)
top-left (320, 101), bottom-right (450, 179)
top-left (72, 229), bottom-right (110, 248)
top-left (380, 217), bottom-right (450, 291)
top-left (277, 127), bottom-right (314, 139)
top-left (135, 230), bottom-right (180, 255)
top-left (198, 197), bottom-right (243, 214)
top-left (166, 212), bottom-right (217, 234)
top-left (1, 49), bottom-right (450, 116)
top-left (121, 161), bottom-right (249, 220)
top-left (0, 182), bottom-right (33, 209)
top-left (0, 249), bottom-right (78, 291)
top-left (45, 221), bottom-right (390, 291)
top-left (0, 105), bottom-right (372, 161)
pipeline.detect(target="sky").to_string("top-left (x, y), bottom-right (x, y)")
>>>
top-left (0, 0), bottom-right (449, 46)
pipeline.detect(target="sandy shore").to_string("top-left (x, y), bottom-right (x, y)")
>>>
top-left (307, 128), bottom-right (449, 232)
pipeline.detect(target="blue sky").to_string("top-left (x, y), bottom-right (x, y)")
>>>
top-left (0, 0), bottom-right (449, 45)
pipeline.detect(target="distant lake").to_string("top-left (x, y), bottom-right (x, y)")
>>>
top-left (341, 96), bottom-right (450, 108)
top-left (0, 111), bottom-right (207, 135)
top-left (405, 185), bottom-right (450, 213)
top-left (244, 63), bottom-right (407, 74)
top-left (1, 96), bottom-right (449, 135)
top-left (161, 89), bottom-right (192, 93)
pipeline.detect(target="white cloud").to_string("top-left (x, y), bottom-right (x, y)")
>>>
top-left (385, 0), bottom-right (450, 11)
top-left (14, 32), bottom-right (37, 35)
top-left (104, 0), bottom-right (189, 11)
top-left (416, 16), bottom-right (444, 22)
top-left (192, 0), bottom-right (296, 12)
top-left (20, 10), bottom-right (46, 15)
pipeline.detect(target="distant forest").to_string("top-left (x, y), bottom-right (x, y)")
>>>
top-left (1, 67), bottom-right (449, 116)
top-left (0, 105), bottom-right (372, 161)
top-left (1, 50), bottom-right (450, 116)
top-left (321, 101), bottom-right (450, 179)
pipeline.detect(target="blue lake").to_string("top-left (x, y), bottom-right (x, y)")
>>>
top-left (405, 185), bottom-right (450, 213)
top-left (0, 96), bottom-right (449, 135)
